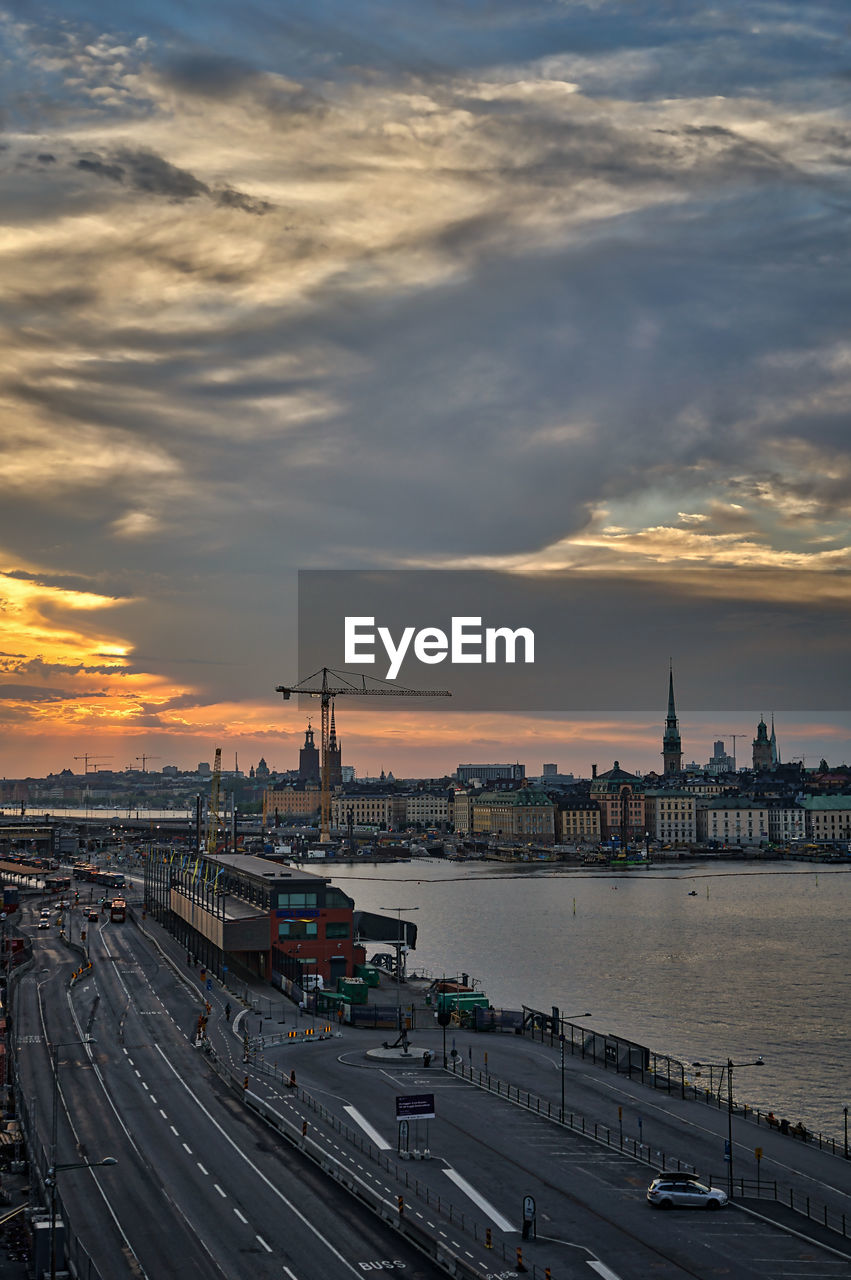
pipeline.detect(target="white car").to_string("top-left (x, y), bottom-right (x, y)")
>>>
top-left (37, 919), bottom-right (51, 930)
top-left (647, 1176), bottom-right (727, 1210)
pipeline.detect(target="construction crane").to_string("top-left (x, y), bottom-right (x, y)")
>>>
top-left (73, 754), bottom-right (113, 774)
top-left (276, 667), bottom-right (451, 843)
top-left (135, 755), bottom-right (161, 773)
top-left (205, 748), bottom-right (223, 857)
top-left (723, 734), bottom-right (745, 772)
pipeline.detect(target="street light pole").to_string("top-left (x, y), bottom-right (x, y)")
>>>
top-left (692, 1055), bottom-right (764, 1198)
top-left (844, 1105), bottom-right (848, 1160)
top-left (48, 1037), bottom-right (97, 1279)
top-left (559, 1013), bottom-right (591, 1124)
top-left (45, 1157), bottom-right (117, 1280)
top-left (381, 905), bottom-right (418, 1039)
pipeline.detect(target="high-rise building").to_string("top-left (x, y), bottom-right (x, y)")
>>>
top-left (662, 666), bottom-right (683, 774)
top-left (542, 763), bottom-right (558, 778)
top-left (456, 763), bottom-right (525, 784)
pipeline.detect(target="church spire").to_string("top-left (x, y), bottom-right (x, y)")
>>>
top-left (662, 663), bottom-right (683, 774)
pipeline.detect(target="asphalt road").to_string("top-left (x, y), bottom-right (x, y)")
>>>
top-left (13, 900), bottom-right (447, 1279)
top-left (11, 887), bottom-right (851, 1280)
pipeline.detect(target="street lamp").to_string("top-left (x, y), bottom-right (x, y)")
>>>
top-left (48, 1037), bottom-right (98, 1279)
top-left (692, 1056), bottom-right (764, 1197)
top-left (381, 905), bottom-right (419, 1041)
top-left (45, 1156), bottom-right (117, 1280)
top-left (559, 1014), bottom-right (592, 1123)
top-left (844, 1104), bottom-right (848, 1160)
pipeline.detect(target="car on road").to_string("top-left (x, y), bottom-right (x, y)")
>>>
top-left (646, 1176), bottom-right (727, 1210)
top-left (87, 910), bottom-right (99, 922)
top-left (37, 919), bottom-right (51, 929)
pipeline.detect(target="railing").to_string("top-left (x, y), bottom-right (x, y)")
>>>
top-left (201, 1042), bottom-right (557, 1279)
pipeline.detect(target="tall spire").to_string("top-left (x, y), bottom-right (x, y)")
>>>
top-left (662, 663), bottom-right (683, 774)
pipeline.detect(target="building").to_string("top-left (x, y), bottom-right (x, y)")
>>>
top-left (662, 667), bottom-right (683, 774)
top-left (330, 793), bottom-right (407, 831)
top-left (798, 796), bottom-right (851, 843)
top-left (404, 792), bottom-right (450, 828)
top-left (765, 800), bottom-right (805, 844)
top-left (558, 799), bottom-right (601, 844)
top-left (645, 789), bottom-right (696, 845)
top-left (456, 763), bottom-right (525, 784)
top-left (452, 787), bottom-right (474, 836)
top-left (263, 784), bottom-right (321, 823)
top-left (706, 740), bottom-right (736, 775)
top-left (471, 789), bottom-right (555, 842)
top-left (542, 763), bottom-right (558, 779)
top-left (752, 717), bottom-right (772, 772)
top-left (590, 762), bottom-right (646, 843)
top-left (326, 707), bottom-right (342, 789)
top-left (144, 851), bottom-right (365, 988)
top-left (696, 797), bottom-right (769, 846)
top-left (298, 723), bottom-right (320, 784)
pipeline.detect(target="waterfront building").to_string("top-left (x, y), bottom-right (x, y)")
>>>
top-left (404, 792), bottom-right (450, 828)
top-left (695, 796), bottom-right (769, 846)
top-left (662, 667), bottom-right (683, 774)
top-left (330, 793), bottom-right (407, 830)
top-left (144, 852), bottom-right (364, 988)
top-left (263, 783), bottom-right (321, 823)
top-left (645, 789), bottom-right (697, 845)
top-left (456, 763), bottom-right (525, 784)
top-left (558, 798), bottom-right (601, 843)
top-left (590, 762), bottom-right (646, 843)
top-left (471, 789), bottom-right (555, 843)
top-left (765, 800), bottom-right (805, 844)
top-left (798, 795), bottom-right (851, 843)
top-left (452, 787), bottom-right (474, 836)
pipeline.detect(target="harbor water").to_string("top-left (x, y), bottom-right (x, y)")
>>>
top-left (326, 859), bottom-right (851, 1138)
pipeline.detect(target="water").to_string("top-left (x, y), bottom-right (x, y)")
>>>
top-left (326, 859), bottom-right (851, 1138)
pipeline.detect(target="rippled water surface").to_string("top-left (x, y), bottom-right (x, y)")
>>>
top-left (326, 859), bottom-right (851, 1137)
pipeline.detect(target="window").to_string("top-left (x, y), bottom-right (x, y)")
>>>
top-left (278, 892), bottom-right (318, 908)
top-left (326, 922), bottom-right (349, 939)
top-left (278, 920), bottom-right (318, 939)
top-left (324, 888), bottom-right (351, 909)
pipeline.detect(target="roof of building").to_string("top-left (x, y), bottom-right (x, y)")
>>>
top-left (209, 852), bottom-right (326, 883)
top-left (475, 788), bottom-right (554, 806)
top-left (798, 795), bottom-right (851, 810)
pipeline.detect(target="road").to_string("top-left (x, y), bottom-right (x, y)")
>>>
top-left (12, 885), bottom-right (851, 1280)
top-left (13, 897), bottom-right (447, 1279)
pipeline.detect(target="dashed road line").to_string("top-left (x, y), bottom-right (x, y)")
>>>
top-left (257, 1236), bottom-right (272, 1253)
top-left (197, 1162), bottom-right (208, 1175)
top-left (214, 1184), bottom-right (226, 1198)
top-left (234, 1208), bottom-right (247, 1224)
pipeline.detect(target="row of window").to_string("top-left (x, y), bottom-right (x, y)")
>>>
top-left (278, 920), bottom-right (350, 940)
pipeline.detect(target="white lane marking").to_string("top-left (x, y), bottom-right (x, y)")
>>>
top-left (442, 1168), bottom-right (516, 1232)
top-left (150, 1096), bottom-right (157, 1104)
top-left (197, 1163), bottom-right (209, 1175)
top-left (182, 1143), bottom-right (192, 1155)
top-left (234, 1208), bottom-right (247, 1223)
top-left (159, 1109), bottom-right (168, 1119)
top-left (155, 1045), bottom-right (364, 1277)
top-left (587, 1263), bottom-right (624, 1280)
top-left (283, 1269), bottom-right (299, 1280)
top-left (214, 1184), bottom-right (226, 1197)
top-left (342, 1105), bottom-right (391, 1150)
top-left (170, 1125), bottom-right (179, 1136)
top-left (257, 1236), bottom-right (273, 1253)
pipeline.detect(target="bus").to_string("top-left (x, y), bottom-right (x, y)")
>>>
top-left (109, 897), bottom-right (126, 923)
top-left (45, 874), bottom-right (72, 894)
top-left (74, 866), bottom-right (125, 890)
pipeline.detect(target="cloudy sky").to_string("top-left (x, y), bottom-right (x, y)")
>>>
top-left (1, 0), bottom-right (850, 780)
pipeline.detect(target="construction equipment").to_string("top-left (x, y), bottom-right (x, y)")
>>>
top-left (275, 667), bottom-right (450, 842)
top-left (205, 748), bottom-right (223, 856)
top-left (73, 754), bottom-right (113, 774)
top-left (135, 755), bottom-right (161, 772)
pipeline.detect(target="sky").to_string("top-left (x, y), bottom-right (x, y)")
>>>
top-left (1, 0), bottom-right (850, 780)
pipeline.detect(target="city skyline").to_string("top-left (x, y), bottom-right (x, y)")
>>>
top-left (2, 2), bottom-right (850, 778)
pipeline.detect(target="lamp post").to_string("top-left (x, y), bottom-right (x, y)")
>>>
top-left (381, 905), bottom-right (418, 1039)
top-left (559, 1013), bottom-right (592, 1123)
top-left (48, 1037), bottom-right (98, 1278)
top-left (45, 1156), bottom-right (117, 1280)
top-left (844, 1105), bottom-right (848, 1160)
top-left (692, 1056), bottom-right (764, 1198)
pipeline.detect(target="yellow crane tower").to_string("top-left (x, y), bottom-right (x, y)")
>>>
top-left (275, 667), bottom-right (451, 843)
top-left (205, 748), bottom-right (223, 857)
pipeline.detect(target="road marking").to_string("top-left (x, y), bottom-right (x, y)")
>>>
top-left (159, 1110), bottom-right (168, 1119)
top-left (155, 1045), bottom-right (365, 1277)
top-left (442, 1169), bottom-right (516, 1232)
top-left (150, 1095), bottom-right (157, 1104)
top-left (182, 1143), bottom-right (192, 1154)
top-left (234, 1208), bottom-right (247, 1223)
top-left (283, 1267), bottom-right (299, 1279)
top-left (587, 1263), bottom-right (624, 1280)
top-left (343, 1105), bottom-right (391, 1149)
top-left (256, 1235), bottom-right (272, 1252)
top-left (214, 1183), bottom-right (226, 1198)
top-left (197, 1163), bottom-right (208, 1175)
top-left (170, 1125), bottom-right (179, 1136)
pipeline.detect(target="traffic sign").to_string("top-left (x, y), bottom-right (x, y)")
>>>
top-left (395, 1093), bottom-right (435, 1121)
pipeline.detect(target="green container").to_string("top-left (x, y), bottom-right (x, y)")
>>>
top-left (436, 991), bottom-right (489, 1013)
top-left (338, 977), bottom-right (368, 1004)
top-left (354, 964), bottom-right (382, 987)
